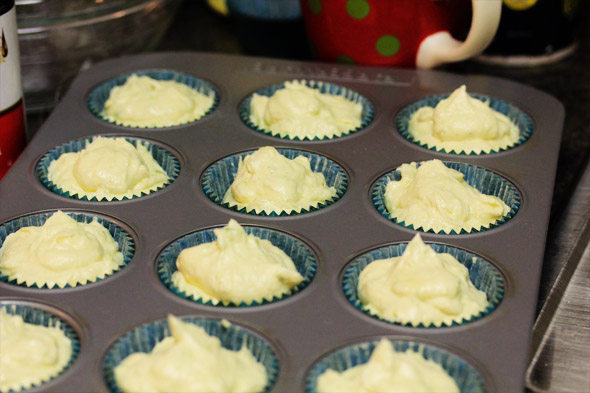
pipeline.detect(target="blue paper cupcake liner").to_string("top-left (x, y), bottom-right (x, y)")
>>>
top-left (103, 316), bottom-right (279, 393)
top-left (87, 69), bottom-right (219, 128)
top-left (201, 148), bottom-right (348, 216)
top-left (0, 210), bottom-right (135, 289)
top-left (342, 242), bottom-right (504, 328)
top-left (305, 338), bottom-right (487, 393)
top-left (157, 224), bottom-right (317, 307)
top-left (372, 161), bottom-right (521, 234)
top-left (396, 92), bottom-right (533, 155)
top-left (0, 301), bottom-right (81, 392)
top-left (239, 79), bottom-right (374, 141)
top-left (36, 136), bottom-right (180, 202)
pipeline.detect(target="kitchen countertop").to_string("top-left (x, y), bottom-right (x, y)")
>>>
top-left (20, 1), bottom-right (589, 391)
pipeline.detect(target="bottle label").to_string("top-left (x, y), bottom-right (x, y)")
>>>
top-left (0, 5), bottom-right (26, 180)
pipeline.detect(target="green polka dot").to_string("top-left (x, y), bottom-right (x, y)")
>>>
top-left (376, 35), bottom-right (401, 57)
top-left (308, 0), bottom-right (322, 14)
top-left (346, 0), bottom-right (370, 19)
top-left (335, 55), bottom-right (356, 65)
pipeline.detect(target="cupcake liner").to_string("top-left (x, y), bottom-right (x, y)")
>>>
top-left (396, 92), bottom-right (533, 155)
top-left (372, 161), bottom-right (521, 234)
top-left (0, 211), bottom-right (135, 289)
top-left (0, 301), bottom-right (80, 392)
top-left (239, 79), bottom-right (374, 140)
top-left (87, 69), bottom-right (219, 128)
top-left (305, 338), bottom-right (487, 393)
top-left (342, 242), bottom-right (504, 328)
top-left (103, 316), bottom-right (279, 393)
top-left (36, 136), bottom-right (180, 202)
top-left (157, 224), bottom-right (317, 306)
top-left (201, 148), bottom-right (348, 216)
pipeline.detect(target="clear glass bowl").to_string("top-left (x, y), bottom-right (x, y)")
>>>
top-left (16, 0), bottom-right (182, 112)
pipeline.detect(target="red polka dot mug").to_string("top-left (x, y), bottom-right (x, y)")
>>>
top-left (300, 0), bottom-right (502, 68)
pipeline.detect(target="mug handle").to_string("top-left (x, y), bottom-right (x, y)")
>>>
top-left (416, 0), bottom-right (502, 68)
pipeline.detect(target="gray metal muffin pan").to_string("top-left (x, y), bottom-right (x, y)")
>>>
top-left (0, 52), bottom-right (564, 392)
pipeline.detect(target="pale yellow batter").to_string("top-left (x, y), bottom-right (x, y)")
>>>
top-left (384, 159), bottom-right (510, 233)
top-left (249, 80), bottom-right (363, 139)
top-left (172, 219), bottom-right (303, 305)
top-left (222, 146), bottom-right (337, 214)
top-left (316, 338), bottom-right (459, 393)
top-left (0, 211), bottom-right (124, 288)
top-left (47, 137), bottom-right (170, 201)
top-left (0, 309), bottom-right (72, 393)
top-left (358, 234), bottom-right (489, 327)
top-left (408, 85), bottom-right (520, 154)
top-left (103, 74), bottom-right (215, 127)
top-left (114, 315), bottom-right (267, 393)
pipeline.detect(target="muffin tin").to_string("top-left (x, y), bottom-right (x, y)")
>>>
top-left (0, 52), bottom-right (564, 392)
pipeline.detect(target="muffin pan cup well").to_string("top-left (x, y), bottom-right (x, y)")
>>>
top-left (102, 316), bottom-right (279, 393)
top-left (201, 147), bottom-right (348, 216)
top-left (0, 51), bottom-right (564, 393)
top-left (157, 223), bottom-right (317, 307)
top-left (238, 79), bottom-right (375, 141)
top-left (87, 69), bottom-right (220, 128)
top-left (341, 241), bottom-right (505, 328)
top-left (305, 337), bottom-right (487, 393)
top-left (396, 92), bottom-right (534, 155)
top-left (0, 210), bottom-right (135, 289)
top-left (371, 160), bottom-right (521, 234)
top-left (36, 135), bottom-right (181, 202)
top-left (0, 299), bottom-right (81, 393)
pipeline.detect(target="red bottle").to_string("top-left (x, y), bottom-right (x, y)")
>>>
top-left (0, 0), bottom-right (26, 181)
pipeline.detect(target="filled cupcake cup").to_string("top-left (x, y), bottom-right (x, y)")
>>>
top-left (157, 224), bottom-right (317, 307)
top-left (239, 79), bottom-right (375, 141)
top-left (102, 316), bottom-right (279, 393)
top-left (342, 242), bottom-right (504, 328)
top-left (0, 300), bottom-right (81, 392)
top-left (201, 148), bottom-right (348, 216)
top-left (372, 161), bottom-right (521, 235)
top-left (396, 92), bottom-right (533, 155)
top-left (87, 69), bottom-right (219, 128)
top-left (305, 337), bottom-right (487, 393)
top-left (0, 210), bottom-right (135, 289)
top-left (36, 136), bottom-right (181, 202)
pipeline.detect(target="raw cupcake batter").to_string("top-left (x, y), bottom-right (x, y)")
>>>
top-left (0, 211), bottom-right (124, 288)
top-left (222, 146), bottom-right (337, 214)
top-left (103, 74), bottom-right (215, 127)
top-left (249, 80), bottom-right (363, 139)
top-left (114, 315), bottom-right (267, 393)
top-left (384, 159), bottom-right (510, 233)
top-left (47, 137), bottom-right (169, 201)
top-left (0, 309), bottom-right (72, 393)
top-left (408, 85), bottom-right (520, 154)
top-left (316, 338), bottom-right (459, 393)
top-left (172, 219), bottom-right (303, 305)
top-left (358, 234), bottom-right (489, 326)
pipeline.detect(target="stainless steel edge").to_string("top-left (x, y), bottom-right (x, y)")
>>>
top-left (527, 160), bottom-right (590, 392)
